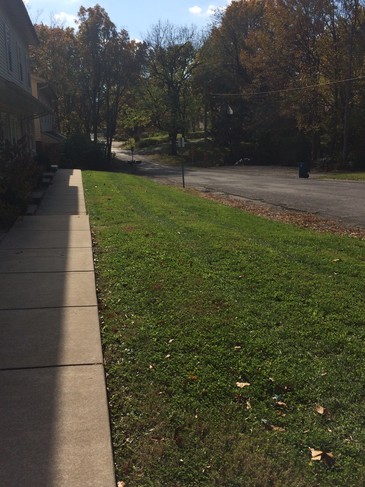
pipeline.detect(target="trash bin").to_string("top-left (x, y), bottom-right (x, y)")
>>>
top-left (299, 162), bottom-right (310, 178)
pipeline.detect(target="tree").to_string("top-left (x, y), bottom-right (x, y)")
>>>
top-left (255, 0), bottom-right (329, 161)
top-left (196, 0), bottom-right (274, 161)
top-left (334, 0), bottom-right (364, 164)
top-left (145, 21), bottom-right (202, 155)
top-left (31, 24), bottom-right (81, 135)
top-left (31, 1), bottom-right (365, 167)
top-left (103, 35), bottom-right (147, 160)
top-left (32, 6), bottom-right (147, 164)
top-left (199, 0), bottom-right (365, 166)
top-left (76, 5), bottom-right (117, 143)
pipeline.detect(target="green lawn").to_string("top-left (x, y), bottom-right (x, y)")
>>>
top-left (321, 172), bottom-right (365, 181)
top-left (84, 170), bottom-right (365, 487)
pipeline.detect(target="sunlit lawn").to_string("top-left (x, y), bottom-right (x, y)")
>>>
top-left (321, 172), bottom-right (365, 181)
top-left (84, 170), bottom-right (365, 486)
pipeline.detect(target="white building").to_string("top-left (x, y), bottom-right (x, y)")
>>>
top-left (0, 0), bottom-right (47, 149)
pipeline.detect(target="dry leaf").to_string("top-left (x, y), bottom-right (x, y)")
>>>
top-left (275, 410), bottom-right (286, 417)
top-left (275, 401), bottom-right (288, 408)
top-left (310, 449), bottom-right (324, 461)
top-left (315, 404), bottom-right (327, 416)
top-left (188, 374), bottom-right (198, 380)
top-left (246, 400), bottom-right (252, 410)
top-left (262, 419), bottom-right (285, 432)
top-left (117, 481), bottom-right (126, 487)
top-left (236, 382), bottom-right (250, 388)
top-left (234, 346), bottom-right (242, 350)
top-left (310, 449), bottom-right (335, 466)
top-left (151, 436), bottom-right (165, 443)
top-left (165, 354), bottom-right (171, 359)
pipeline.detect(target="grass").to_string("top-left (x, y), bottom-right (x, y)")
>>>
top-left (83, 170), bottom-right (365, 486)
top-left (133, 134), bottom-right (232, 167)
top-left (321, 172), bottom-right (365, 181)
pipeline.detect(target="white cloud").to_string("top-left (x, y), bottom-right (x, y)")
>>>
top-left (189, 3), bottom-right (230, 18)
top-left (53, 11), bottom-right (78, 27)
top-left (189, 6), bottom-right (203, 15)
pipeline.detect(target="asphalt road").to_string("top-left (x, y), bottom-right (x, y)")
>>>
top-left (114, 149), bottom-right (365, 229)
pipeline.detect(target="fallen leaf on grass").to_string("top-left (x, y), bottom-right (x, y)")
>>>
top-left (261, 419), bottom-right (285, 432)
top-left (188, 374), bottom-right (198, 380)
top-left (275, 401), bottom-right (288, 408)
top-left (315, 404), bottom-right (328, 416)
top-left (117, 481), bottom-right (126, 487)
top-left (310, 449), bottom-right (335, 466)
top-left (236, 382), bottom-right (250, 388)
top-left (275, 410), bottom-right (286, 417)
top-left (165, 354), bottom-right (171, 359)
top-left (246, 400), bottom-right (252, 410)
top-left (151, 436), bottom-right (166, 443)
top-left (310, 449), bottom-right (323, 460)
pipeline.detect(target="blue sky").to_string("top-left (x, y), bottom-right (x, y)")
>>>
top-left (23, 0), bottom-right (232, 40)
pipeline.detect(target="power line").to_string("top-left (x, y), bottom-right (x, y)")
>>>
top-left (211, 74), bottom-right (365, 98)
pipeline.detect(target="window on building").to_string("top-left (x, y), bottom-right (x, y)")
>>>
top-left (26, 55), bottom-right (31, 87)
top-left (16, 43), bottom-right (24, 82)
top-left (5, 26), bottom-right (13, 73)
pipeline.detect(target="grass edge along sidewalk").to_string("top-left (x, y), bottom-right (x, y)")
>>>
top-left (83, 170), bottom-right (365, 487)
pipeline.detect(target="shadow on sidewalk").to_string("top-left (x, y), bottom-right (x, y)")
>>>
top-left (0, 170), bottom-right (113, 486)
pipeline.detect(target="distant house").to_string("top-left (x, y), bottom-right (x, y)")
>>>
top-left (0, 0), bottom-right (47, 149)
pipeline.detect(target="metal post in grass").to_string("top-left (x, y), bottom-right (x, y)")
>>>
top-left (181, 159), bottom-right (185, 188)
top-left (178, 136), bottom-right (186, 188)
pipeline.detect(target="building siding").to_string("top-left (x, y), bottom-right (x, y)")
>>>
top-left (0, 2), bottom-right (41, 148)
top-left (0, 10), bottom-right (31, 92)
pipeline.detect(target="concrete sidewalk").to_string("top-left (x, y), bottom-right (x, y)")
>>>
top-left (0, 170), bottom-right (116, 486)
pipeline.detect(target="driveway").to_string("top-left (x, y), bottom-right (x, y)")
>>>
top-left (114, 149), bottom-right (365, 229)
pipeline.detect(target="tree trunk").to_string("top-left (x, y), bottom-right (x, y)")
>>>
top-left (342, 0), bottom-right (359, 166)
top-left (342, 83), bottom-right (351, 165)
top-left (170, 132), bottom-right (178, 155)
top-left (106, 137), bottom-right (113, 163)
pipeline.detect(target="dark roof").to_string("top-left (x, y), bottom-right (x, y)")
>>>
top-left (1, 0), bottom-right (38, 45)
